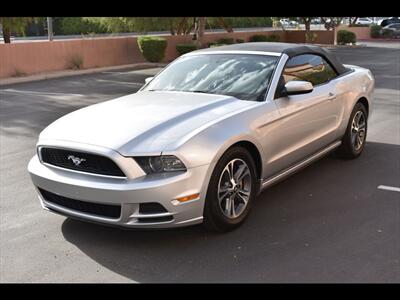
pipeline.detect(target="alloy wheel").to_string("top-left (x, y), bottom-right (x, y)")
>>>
top-left (217, 158), bottom-right (252, 219)
top-left (351, 110), bottom-right (366, 151)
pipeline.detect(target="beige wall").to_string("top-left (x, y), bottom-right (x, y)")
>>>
top-left (286, 30), bottom-right (335, 44)
top-left (0, 37), bottom-right (146, 78)
top-left (337, 26), bottom-right (371, 40)
top-left (0, 30), bottom-right (335, 79)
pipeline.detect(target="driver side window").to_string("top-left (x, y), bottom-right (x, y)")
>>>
top-left (275, 54), bottom-right (338, 99)
top-left (283, 54), bottom-right (338, 86)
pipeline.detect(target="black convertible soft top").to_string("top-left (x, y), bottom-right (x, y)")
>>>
top-left (194, 42), bottom-right (349, 75)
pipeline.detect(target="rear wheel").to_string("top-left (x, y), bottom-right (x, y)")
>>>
top-left (336, 102), bottom-right (368, 159)
top-left (203, 146), bottom-right (257, 232)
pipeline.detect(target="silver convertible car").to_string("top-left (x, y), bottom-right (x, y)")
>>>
top-left (28, 43), bottom-right (374, 232)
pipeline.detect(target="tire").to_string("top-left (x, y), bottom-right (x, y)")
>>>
top-left (336, 102), bottom-right (368, 159)
top-left (203, 146), bottom-right (258, 232)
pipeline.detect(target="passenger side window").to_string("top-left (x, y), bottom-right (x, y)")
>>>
top-left (283, 54), bottom-right (337, 86)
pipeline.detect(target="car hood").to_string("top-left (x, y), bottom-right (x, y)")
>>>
top-left (39, 91), bottom-right (256, 155)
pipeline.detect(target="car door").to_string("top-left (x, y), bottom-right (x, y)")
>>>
top-left (265, 54), bottom-right (342, 176)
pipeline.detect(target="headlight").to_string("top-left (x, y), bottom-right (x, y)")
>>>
top-left (134, 155), bottom-right (187, 174)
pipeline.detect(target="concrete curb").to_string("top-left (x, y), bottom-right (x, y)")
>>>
top-left (0, 63), bottom-right (167, 86)
top-left (319, 43), bottom-right (367, 49)
top-left (359, 38), bottom-right (400, 42)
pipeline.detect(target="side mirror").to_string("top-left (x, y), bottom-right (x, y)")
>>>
top-left (144, 77), bottom-right (154, 84)
top-left (281, 80), bottom-right (313, 96)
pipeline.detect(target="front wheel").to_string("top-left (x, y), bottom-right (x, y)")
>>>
top-left (336, 102), bottom-right (368, 159)
top-left (203, 146), bottom-right (258, 232)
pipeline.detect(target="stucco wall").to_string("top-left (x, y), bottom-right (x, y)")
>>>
top-left (0, 30), bottom-right (335, 79)
top-left (286, 30), bottom-right (335, 44)
top-left (0, 37), bottom-right (146, 78)
top-left (337, 26), bottom-right (371, 40)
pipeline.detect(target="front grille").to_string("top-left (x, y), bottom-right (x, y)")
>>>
top-left (40, 147), bottom-right (125, 177)
top-left (38, 188), bottom-right (121, 219)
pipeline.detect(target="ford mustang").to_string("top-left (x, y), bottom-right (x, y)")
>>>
top-left (28, 42), bottom-right (374, 231)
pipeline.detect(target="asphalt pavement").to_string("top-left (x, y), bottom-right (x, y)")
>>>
top-left (0, 43), bottom-right (399, 283)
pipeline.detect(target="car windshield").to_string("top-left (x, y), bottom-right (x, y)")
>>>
top-left (143, 53), bottom-right (279, 101)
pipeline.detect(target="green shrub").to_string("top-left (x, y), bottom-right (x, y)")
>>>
top-left (12, 69), bottom-right (27, 77)
top-left (216, 37), bottom-right (235, 44)
top-left (370, 25), bottom-right (382, 38)
top-left (137, 36), bottom-right (167, 62)
top-left (381, 28), bottom-right (393, 38)
top-left (249, 34), bottom-right (268, 42)
top-left (337, 30), bottom-right (356, 45)
top-left (176, 43), bottom-right (198, 55)
top-left (206, 17), bottom-right (273, 29)
top-left (208, 41), bottom-right (221, 47)
top-left (209, 43), bottom-right (225, 48)
top-left (249, 34), bottom-right (280, 42)
top-left (58, 17), bottom-right (107, 35)
top-left (306, 32), bottom-right (318, 43)
top-left (265, 34), bottom-right (280, 42)
top-left (208, 38), bottom-right (236, 47)
top-left (236, 38), bottom-right (245, 43)
top-left (68, 54), bottom-right (84, 70)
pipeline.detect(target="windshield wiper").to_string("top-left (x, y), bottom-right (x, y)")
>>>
top-left (184, 90), bottom-right (212, 94)
top-left (147, 89), bottom-right (212, 94)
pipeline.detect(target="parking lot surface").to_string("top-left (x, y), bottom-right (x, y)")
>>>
top-left (1, 44), bottom-right (399, 283)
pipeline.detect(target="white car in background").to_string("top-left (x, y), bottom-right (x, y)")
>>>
top-left (378, 17), bottom-right (400, 27)
top-left (311, 18), bottom-right (321, 24)
top-left (356, 18), bottom-right (373, 25)
top-left (279, 19), bottom-right (291, 27)
top-left (382, 23), bottom-right (400, 38)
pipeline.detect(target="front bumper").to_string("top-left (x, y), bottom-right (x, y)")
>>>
top-left (28, 155), bottom-right (210, 229)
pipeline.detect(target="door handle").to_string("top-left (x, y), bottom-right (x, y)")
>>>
top-left (327, 92), bottom-right (336, 101)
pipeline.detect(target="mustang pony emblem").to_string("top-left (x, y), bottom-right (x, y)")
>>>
top-left (67, 155), bottom-right (86, 166)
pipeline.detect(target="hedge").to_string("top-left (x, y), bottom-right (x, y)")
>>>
top-left (59, 17), bottom-right (108, 35)
top-left (216, 37), bottom-right (235, 44)
top-left (337, 30), bottom-right (356, 45)
top-left (370, 25), bottom-right (382, 38)
top-left (381, 28), bottom-right (394, 38)
top-left (137, 36), bottom-right (167, 62)
top-left (208, 41), bottom-right (223, 47)
top-left (265, 34), bottom-right (280, 42)
top-left (207, 17), bottom-right (273, 29)
top-left (209, 43), bottom-right (225, 48)
top-left (249, 34), bottom-right (280, 42)
top-left (249, 34), bottom-right (268, 42)
top-left (176, 43), bottom-right (198, 55)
